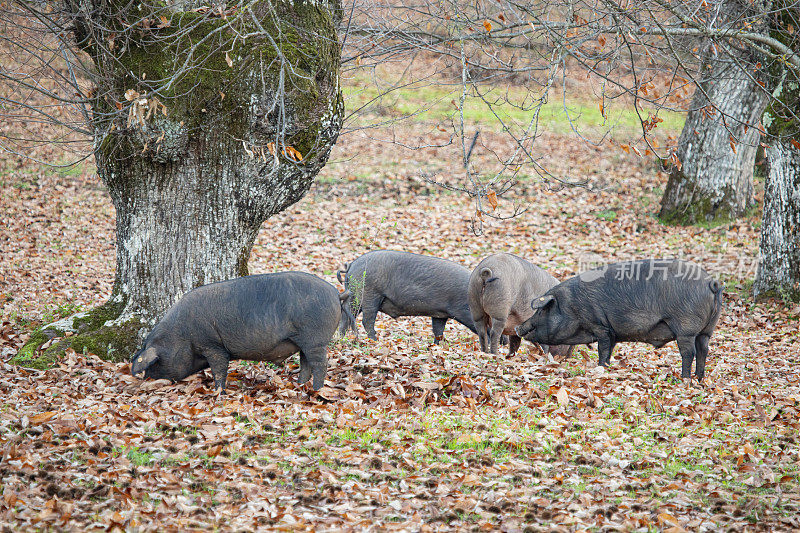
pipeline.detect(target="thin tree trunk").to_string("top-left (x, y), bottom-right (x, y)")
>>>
top-left (753, 141), bottom-right (800, 300)
top-left (660, 50), bottom-right (767, 224)
top-left (752, 1), bottom-right (800, 302)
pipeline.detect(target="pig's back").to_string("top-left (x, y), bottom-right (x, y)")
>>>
top-left (517, 258), bottom-right (560, 302)
top-left (472, 253), bottom-right (556, 309)
top-left (174, 273), bottom-right (340, 353)
top-left (469, 254), bottom-right (526, 314)
top-left (571, 259), bottom-right (719, 335)
top-left (353, 250), bottom-right (470, 302)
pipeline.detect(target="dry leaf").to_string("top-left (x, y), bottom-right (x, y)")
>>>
top-left (486, 190), bottom-right (498, 210)
top-left (556, 387), bottom-right (569, 407)
top-left (658, 513), bottom-right (680, 527)
top-left (29, 411), bottom-right (57, 424)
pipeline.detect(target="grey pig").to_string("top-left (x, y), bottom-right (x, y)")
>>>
top-left (130, 272), bottom-right (357, 392)
top-left (337, 250), bottom-right (482, 343)
top-left (515, 259), bottom-right (722, 381)
top-left (468, 253), bottom-right (573, 357)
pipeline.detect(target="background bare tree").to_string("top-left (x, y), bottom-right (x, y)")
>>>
top-left (340, 0), bottom-right (800, 298)
top-left (659, 0), bottom-right (770, 224)
top-left (3, 0), bottom-right (343, 360)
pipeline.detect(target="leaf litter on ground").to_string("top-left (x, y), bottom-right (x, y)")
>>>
top-left (2, 114), bottom-right (800, 531)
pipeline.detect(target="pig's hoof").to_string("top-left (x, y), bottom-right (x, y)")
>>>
top-left (297, 369), bottom-right (311, 385)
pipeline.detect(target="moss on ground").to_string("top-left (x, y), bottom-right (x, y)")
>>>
top-left (11, 300), bottom-right (144, 369)
top-left (11, 329), bottom-right (53, 369)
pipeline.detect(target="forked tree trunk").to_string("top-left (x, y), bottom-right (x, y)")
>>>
top-left (753, 142), bottom-right (800, 300)
top-left (659, 50), bottom-right (768, 224)
top-left (15, 0), bottom-right (343, 365)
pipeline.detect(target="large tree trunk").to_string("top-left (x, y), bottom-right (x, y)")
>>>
top-left (659, 48), bottom-right (768, 224)
top-left (753, 142), bottom-right (800, 300)
top-left (15, 0), bottom-right (343, 365)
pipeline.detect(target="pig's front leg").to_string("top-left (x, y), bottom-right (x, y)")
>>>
top-left (202, 347), bottom-right (231, 393)
top-left (507, 335), bottom-right (521, 356)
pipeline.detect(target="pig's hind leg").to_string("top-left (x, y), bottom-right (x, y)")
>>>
top-left (488, 316), bottom-right (507, 354)
top-left (473, 313), bottom-right (489, 352)
top-left (361, 294), bottom-right (384, 340)
top-left (676, 335), bottom-right (698, 380)
top-left (432, 317), bottom-right (447, 344)
top-left (295, 342), bottom-right (329, 391)
top-left (694, 334), bottom-right (709, 381)
top-left (297, 352), bottom-right (312, 385)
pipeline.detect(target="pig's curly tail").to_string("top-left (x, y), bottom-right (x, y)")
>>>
top-left (480, 267), bottom-right (498, 284)
top-left (338, 290), bottom-right (358, 339)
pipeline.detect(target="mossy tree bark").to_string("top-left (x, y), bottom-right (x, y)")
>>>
top-left (15, 0), bottom-right (343, 366)
top-left (753, 3), bottom-right (800, 302)
top-left (660, 36), bottom-right (768, 224)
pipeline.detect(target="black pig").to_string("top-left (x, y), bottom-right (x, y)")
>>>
top-left (130, 272), bottom-right (357, 392)
top-left (338, 250), bottom-right (480, 343)
top-left (515, 259), bottom-right (723, 380)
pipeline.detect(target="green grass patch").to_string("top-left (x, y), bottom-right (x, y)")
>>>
top-left (343, 83), bottom-right (685, 136)
top-left (594, 209), bottom-right (618, 221)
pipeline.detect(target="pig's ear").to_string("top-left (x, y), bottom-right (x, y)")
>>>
top-left (531, 294), bottom-right (555, 311)
top-left (131, 347), bottom-right (159, 376)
